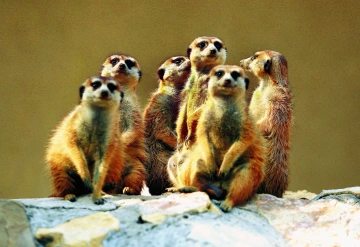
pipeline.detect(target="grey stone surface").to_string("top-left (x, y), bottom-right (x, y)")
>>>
top-left (0, 200), bottom-right (35, 247)
top-left (5, 187), bottom-right (360, 247)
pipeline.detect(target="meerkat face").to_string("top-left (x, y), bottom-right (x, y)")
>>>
top-left (157, 56), bottom-right (191, 88)
top-left (187, 36), bottom-right (227, 70)
top-left (208, 65), bottom-right (249, 97)
top-left (100, 54), bottom-right (142, 89)
top-left (79, 76), bottom-right (123, 107)
top-left (239, 51), bottom-right (273, 78)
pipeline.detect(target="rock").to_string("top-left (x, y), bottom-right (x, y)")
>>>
top-left (138, 192), bottom-right (218, 224)
top-left (312, 187), bottom-right (360, 205)
top-left (5, 187), bottom-right (360, 246)
top-left (243, 193), bottom-right (360, 246)
top-left (283, 190), bottom-right (317, 200)
top-left (35, 212), bottom-right (119, 247)
top-left (0, 200), bottom-right (35, 247)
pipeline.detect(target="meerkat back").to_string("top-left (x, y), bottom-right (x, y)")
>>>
top-left (143, 56), bottom-right (190, 195)
top-left (240, 50), bottom-right (293, 197)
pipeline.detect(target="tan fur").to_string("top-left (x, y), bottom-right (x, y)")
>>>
top-left (101, 54), bottom-right (146, 194)
top-left (143, 56), bottom-right (190, 195)
top-left (46, 76), bottom-right (124, 204)
top-left (176, 36), bottom-right (227, 148)
top-left (168, 66), bottom-right (266, 212)
top-left (240, 50), bottom-right (293, 198)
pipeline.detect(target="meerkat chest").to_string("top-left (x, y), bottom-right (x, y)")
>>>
top-left (249, 86), bottom-right (271, 121)
top-left (204, 103), bottom-right (241, 150)
top-left (77, 110), bottom-right (112, 157)
top-left (187, 75), bottom-right (209, 112)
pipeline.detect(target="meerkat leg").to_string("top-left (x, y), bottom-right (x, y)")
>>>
top-left (91, 160), bottom-right (109, 205)
top-left (185, 106), bottom-right (203, 148)
top-left (120, 159), bottom-right (146, 195)
top-left (220, 163), bottom-right (263, 212)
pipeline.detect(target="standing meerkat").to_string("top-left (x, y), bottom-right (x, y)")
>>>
top-left (143, 56), bottom-right (191, 195)
top-left (168, 65), bottom-right (266, 212)
top-left (101, 54), bottom-right (146, 195)
top-left (176, 36), bottom-right (227, 148)
top-left (240, 50), bottom-right (293, 198)
top-left (46, 76), bottom-right (124, 204)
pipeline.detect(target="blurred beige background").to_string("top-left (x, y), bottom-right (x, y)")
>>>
top-left (0, 1), bottom-right (359, 199)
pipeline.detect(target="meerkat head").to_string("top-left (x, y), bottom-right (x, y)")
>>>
top-left (79, 76), bottom-right (124, 108)
top-left (100, 54), bottom-right (142, 91)
top-left (208, 65), bottom-right (249, 98)
top-left (157, 56), bottom-right (191, 89)
top-left (239, 50), bottom-right (288, 87)
top-left (187, 36), bottom-right (227, 73)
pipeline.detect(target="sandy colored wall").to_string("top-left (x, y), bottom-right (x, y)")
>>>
top-left (0, 1), bottom-right (359, 198)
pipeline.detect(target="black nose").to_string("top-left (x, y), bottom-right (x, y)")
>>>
top-left (210, 49), bottom-right (216, 55)
top-left (224, 79), bottom-right (232, 86)
top-left (119, 64), bottom-right (126, 70)
top-left (101, 91), bottom-right (109, 98)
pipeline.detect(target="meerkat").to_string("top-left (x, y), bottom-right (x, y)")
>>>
top-left (168, 65), bottom-right (266, 212)
top-left (176, 36), bottom-right (227, 148)
top-left (143, 56), bottom-right (191, 195)
top-left (101, 54), bottom-right (146, 195)
top-left (240, 50), bottom-right (293, 198)
top-left (46, 76), bottom-right (125, 204)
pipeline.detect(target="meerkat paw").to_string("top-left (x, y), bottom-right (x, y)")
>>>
top-left (92, 196), bottom-right (105, 205)
top-left (219, 199), bottom-right (234, 212)
top-left (218, 168), bottom-right (230, 180)
top-left (123, 187), bottom-right (137, 195)
top-left (64, 194), bottom-right (77, 202)
top-left (165, 187), bottom-right (179, 193)
top-left (178, 186), bottom-right (198, 193)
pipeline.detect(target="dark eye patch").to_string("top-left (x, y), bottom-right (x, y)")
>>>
top-left (214, 41), bottom-right (223, 51)
top-left (197, 41), bottom-right (207, 49)
top-left (107, 83), bottom-right (117, 93)
top-left (251, 54), bottom-right (259, 61)
top-left (215, 70), bottom-right (224, 78)
top-left (91, 80), bottom-right (102, 90)
top-left (172, 57), bottom-right (183, 64)
top-left (125, 59), bottom-right (135, 69)
top-left (110, 58), bottom-right (119, 66)
top-left (231, 71), bottom-right (240, 81)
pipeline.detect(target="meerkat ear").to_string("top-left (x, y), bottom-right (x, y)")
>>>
top-left (187, 48), bottom-right (192, 58)
top-left (120, 91), bottom-right (124, 103)
top-left (157, 68), bottom-right (165, 81)
top-left (79, 85), bottom-right (85, 99)
top-left (264, 59), bottom-right (272, 74)
top-left (244, 78), bottom-right (250, 90)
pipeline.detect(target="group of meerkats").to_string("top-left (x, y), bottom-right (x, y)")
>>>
top-left (45, 36), bottom-right (293, 212)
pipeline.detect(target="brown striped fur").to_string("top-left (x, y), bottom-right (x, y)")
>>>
top-left (101, 54), bottom-right (146, 195)
top-left (168, 66), bottom-right (266, 212)
top-left (46, 76), bottom-right (124, 204)
top-left (143, 56), bottom-right (190, 195)
top-left (240, 50), bottom-right (293, 198)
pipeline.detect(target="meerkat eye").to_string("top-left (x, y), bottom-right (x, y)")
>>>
top-left (110, 58), bottom-right (119, 66)
top-left (215, 70), bottom-right (224, 78)
top-left (198, 41), bottom-right (207, 49)
top-left (172, 58), bottom-right (183, 64)
top-left (251, 54), bottom-right (259, 61)
top-left (214, 41), bottom-right (223, 51)
top-left (231, 71), bottom-right (240, 80)
top-left (91, 81), bottom-right (102, 90)
top-left (107, 83), bottom-right (117, 93)
top-left (125, 59), bottom-right (135, 69)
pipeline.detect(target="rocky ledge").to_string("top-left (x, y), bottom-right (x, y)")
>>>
top-left (1, 187), bottom-right (359, 247)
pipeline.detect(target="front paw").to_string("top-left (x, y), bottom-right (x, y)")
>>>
top-left (219, 200), bottom-right (233, 212)
top-left (184, 136), bottom-right (192, 148)
top-left (64, 194), bottom-right (76, 202)
top-left (93, 197), bottom-right (105, 205)
top-left (165, 187), bottom-right (179, 193)
top-left (123, 187), bottom-right (138, 195)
